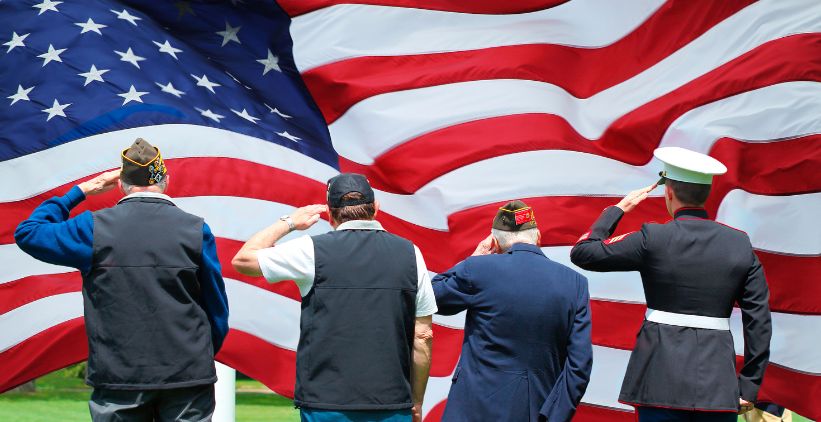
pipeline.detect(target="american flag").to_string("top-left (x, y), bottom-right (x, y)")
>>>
top-left (1, 0), bottom-right (819, 420)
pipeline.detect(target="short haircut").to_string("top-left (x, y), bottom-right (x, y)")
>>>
top-left (329, 192), bottom-right (376, 224)
top-left (667, 179), bottom-right (711, 206)
top-left (491, 227), bottom-right (540, 252)
top-left (121, 178), bottom-right (167, 194)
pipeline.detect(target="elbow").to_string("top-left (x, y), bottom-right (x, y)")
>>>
top-left (231, 252), bottom-right (255, 276)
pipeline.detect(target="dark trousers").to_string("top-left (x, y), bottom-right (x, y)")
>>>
top-left (637, 407), bottom-right (738, 422)
top-left (89, 384), bottom-right (215, 422)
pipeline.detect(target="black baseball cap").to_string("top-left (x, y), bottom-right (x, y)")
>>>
top-left (326, 173), bottom-right (375, 208)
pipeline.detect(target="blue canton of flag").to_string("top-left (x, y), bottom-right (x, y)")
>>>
top-left (0, 0), bottom-right (337, 167)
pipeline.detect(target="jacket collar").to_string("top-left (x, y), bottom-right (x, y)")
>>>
top-left (506, 243), bottom-right (545, 256)
top-left (336, 220), bottom-right (385, 231)
top-left (118, 191), bottom-right (175, 205)
top-left (674, 207), bottom-right (709, 220)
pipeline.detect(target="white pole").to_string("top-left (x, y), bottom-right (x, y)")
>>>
top-left (213, 362), bottom-right (236, 422)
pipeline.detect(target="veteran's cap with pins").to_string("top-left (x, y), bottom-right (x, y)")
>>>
top-left (121, 138), bottom-right (167, 186)
top-left (492, 200), bottom-right (537, 232)
top-left (654, 147), bottom-right (727, 185)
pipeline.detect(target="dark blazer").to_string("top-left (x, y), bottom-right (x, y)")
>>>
top-left (570, 206), bottom-right (771, 410)
top-left (433, 243), bottom-right (593, 422)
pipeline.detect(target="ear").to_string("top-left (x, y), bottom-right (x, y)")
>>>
top-left (373, 200), bottom-right (380, 218)
top-left (163, 174), bottom-right (171, 192)
top-left (665, 185), bottom-right (674, 201)
top-left (536, 230), bottom-right (542, 245)
top-left (117, 179), bottom-right (125, 195)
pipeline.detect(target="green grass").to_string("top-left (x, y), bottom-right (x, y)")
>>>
top-left (0, 366), bottom-right (299, 422)
top-left (0, 366), bottom-right (812, 421)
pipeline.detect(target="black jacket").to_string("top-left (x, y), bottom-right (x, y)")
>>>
top-left (571, 206), bottom-right (771, 410)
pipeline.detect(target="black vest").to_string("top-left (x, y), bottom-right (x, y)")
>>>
top-left (83, 196), bottom-right (216, 389)
top-left (294, 228), bottom-right (418, 410)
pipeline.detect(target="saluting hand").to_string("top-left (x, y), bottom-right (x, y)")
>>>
top-left (472, 233), bottom-right (499, 256)
top-left (615, 183), bottom-right (657, 213)
top-left (79, 170), bottom-right (120, 196)
top-left (290, 204), bottom-right (326, 230)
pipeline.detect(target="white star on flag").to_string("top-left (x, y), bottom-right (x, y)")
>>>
top-left (196, 107), bottom-right (225, 123)
top-left (265, 104), bottom-right (292, 119)
top-left (153, 40), bottom-right (182, 59)
top-left (155, 82), bottom-right (185, 98)
top-left (231, 108), bottom-right (260, 124)
top-left (111, 9), bottom-right (141, 26)
top-left (42, 99), bottom-right (70, 121)
top-left (75, 18), bottom-right (107, 35)
top-left (216, 21), bottom-right (241, 46)
top-left (33, 0), bottom-right (62, 15)
top-left (257, 49), bottom-right (281, 75)
top-left (37, 44), bottom-right (67, 67)
top-left (117, 85), bottom-right (149, 105)
top-left (276, 131), bottom-right (301, 142)
top-left (115, 47), bottom-right (146, 68)
top-left (3, 32), bottom-right (29, 53)
top-left (78, 65), bottom-right (109, 86)
top-left (191, 74), bottom-right (221, 94)
top-left (8, 85), bottom-right (34, 106)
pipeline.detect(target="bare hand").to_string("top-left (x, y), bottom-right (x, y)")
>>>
top-left (472, 233), bottom-right (499, 256)
top-left (738, 398), bottom-right (754, 414)
top-left (78, 170), bottom-right (120, 196)
top-left (615, 184), bottom-right (657, 213)
top-left (412, 403), bottom-right (423, 422)
top-left (290, 204), bottom-right (326, 230)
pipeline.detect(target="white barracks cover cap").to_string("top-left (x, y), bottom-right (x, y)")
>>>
top-left (654, 147), bottom-right (727, 185)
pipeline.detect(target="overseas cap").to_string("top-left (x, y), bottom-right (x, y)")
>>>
top-left (654, 146), bottom-right (727, 185)
top-left (492, 200), bottom-right (537, 232)
top-left (327, 173), bottom-right (375, 208)
top-left (121, 138), bottom-right (167, 186)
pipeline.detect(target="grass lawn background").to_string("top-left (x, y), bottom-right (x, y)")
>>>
top-left (0, 366), bottom-right (812, 421)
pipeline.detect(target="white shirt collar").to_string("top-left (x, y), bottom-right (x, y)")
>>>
top-left (118, 191), bottom-right (175, 205)
top-left (335, 220), bottom-right (385, 231)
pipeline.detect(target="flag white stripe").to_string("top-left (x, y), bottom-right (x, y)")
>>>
top-left (291, 0), bottom-right (665, 72)
top-left (0, 244), bottom-right (73, 284)
top-left (718, 191), bottom-right (821, 256)
top-left (0, 292), bottom-right (83, 353)
top-left (224, 278), bottom-right (301, 351)
top-left (331, 69), bottom-right (821, 163)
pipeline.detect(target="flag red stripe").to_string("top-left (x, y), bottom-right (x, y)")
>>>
top-left (337, 34), bottom-right (821, 194)
top-left (278, 0), bottom-right (569, 18)
top-left (0, 317), bottom-right (87, 394)
top-left (0, 273), bottom-right (79, 315)
top-left (574, 404), bottom-right (636, 422)
top-left (304, 0), bottom-right (753, 124)
top-left (757, 361), bottom-right (821, 421)
top-left (430, 324), bottom-right (463, 377)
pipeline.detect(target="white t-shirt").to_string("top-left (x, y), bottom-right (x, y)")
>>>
top-left (257, 220), bottom-right (437, 317)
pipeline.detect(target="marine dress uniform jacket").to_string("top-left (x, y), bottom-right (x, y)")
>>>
top-left (433, 243), bottom-right (593, 422)
top-left (570, 206), bottom-right (771, 411)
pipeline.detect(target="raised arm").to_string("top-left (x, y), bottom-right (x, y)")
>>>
top-left (570, 185), bottom-right (655, 272)
top-left (231, 204), bottom-right (325, 277)
top-left (15, 170), bottom-right (119, 273)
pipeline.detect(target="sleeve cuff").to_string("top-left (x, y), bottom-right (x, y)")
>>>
top-left (65, 186), bottom-right (87, 208)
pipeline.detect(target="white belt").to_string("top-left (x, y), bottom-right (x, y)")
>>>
top-left (645, 309), bottom-right (730, 330)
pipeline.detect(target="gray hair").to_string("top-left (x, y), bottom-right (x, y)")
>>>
top-left (491, 228), bottom-right (540, 252)
top-left (121, 178), bottom-right (168, 194)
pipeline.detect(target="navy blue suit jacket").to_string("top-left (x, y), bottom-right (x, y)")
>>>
top-left (433, 243), bottom-right (593, 422)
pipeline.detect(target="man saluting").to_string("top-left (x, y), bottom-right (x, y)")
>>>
top-left (571, 147), bottom-right (771, 422)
